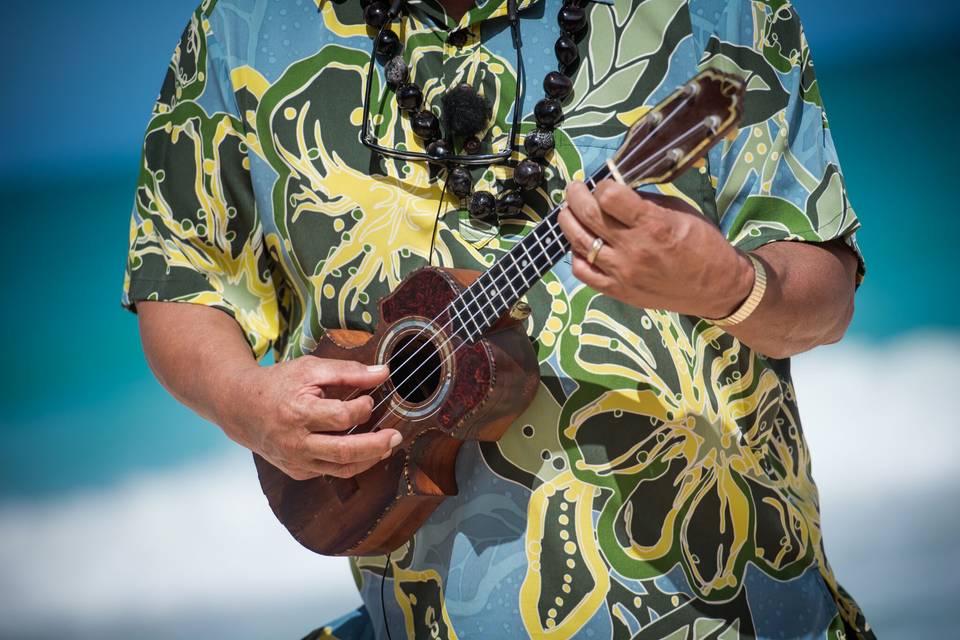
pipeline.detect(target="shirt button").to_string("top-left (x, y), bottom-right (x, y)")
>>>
top-left (447, 29), bottom-right (469, 47)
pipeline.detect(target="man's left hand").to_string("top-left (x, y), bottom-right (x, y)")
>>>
top-left (557, 180), bottom-right (754, 319)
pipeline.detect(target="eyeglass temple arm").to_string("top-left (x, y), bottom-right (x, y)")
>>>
top-left (508, 5), bottom-right (523, 155)
top-left (360, 17), bottom-right (391, 147)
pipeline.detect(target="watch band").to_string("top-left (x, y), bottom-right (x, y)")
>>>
top-left (710, 254), bottom-right (767, 327)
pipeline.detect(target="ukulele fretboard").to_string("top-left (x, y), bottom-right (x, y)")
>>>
top-left (448, 167), bottom-right (610, 342)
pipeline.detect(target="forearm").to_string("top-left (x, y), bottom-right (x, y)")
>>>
top-left (137, 301), bottom-right (259, 433)
top-left (722, 240), bottom-right (858, 359)
top-left (135, 300), bottom-right (399, 479)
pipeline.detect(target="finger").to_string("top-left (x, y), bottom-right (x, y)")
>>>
top-left (311, 456), bottom-right (384, 479)
top-left (635, 190), bottom-right (702, 216)
top-left (302, 428), bottom-right (403, 465)
top-left (571, 253), bottom-right (616, 292)
top-left (557, 207), bottom-right (616, 274)
top-left (279, 464), bottom-right (324, 482)
top-left (565, 181), bottom-right (609, 242)
top-left (593, 180), bottom-right (656, 226)
top-left (283, 455), bottom-right (384, 481)
top-left (301, 394), bottom-right (376, 432)
top-left (305, 358), bottom-right (390, 389)
top-left (566, 181), bottom-right (628, 242)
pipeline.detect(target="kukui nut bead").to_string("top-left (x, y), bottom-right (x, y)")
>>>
top-left (496, 191), bottom-right (524, 216)
top-left (426, 139), bottom-right (452, 161)
top-left (447, 28), bottom-right (469, 47)
top-left (384, 55), bottom-right (408, 88)
top-left (396, 83), bottom-right (423, 111)
top-left (411, 110), bottom-right (441, 140)
top-left (523, 129), bottom-right (555, 159)
top-left (363, 1), bottom-right (389, 29)
top-left (543, 71), bottom-right (573, 100)
top-left (534, 98), bottom-right (563, 128)
top-left (375, 29), bottom-right (400, 56)
top-left (514, 159), bottom-right (544, 190)
top-left (463, 136), bottom-right (482, 155)
top-left (558, 5), bottom-right (587, 34)
top-left (554, 35), bottom-right (579, 67)
top-left (447, 165), bottom-right (473, 198)
top-left (468, 191), bottom-right (497, 221)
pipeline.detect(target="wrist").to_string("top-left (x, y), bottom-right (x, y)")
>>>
top-left (211, 359), bottom-right (264, 445)
top-left (706, 250), bottom-right (755, 319)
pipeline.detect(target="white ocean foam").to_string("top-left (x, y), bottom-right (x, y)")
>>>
top-left (0, 454), bottom-right (362, 635)
top-left (0, 333), bottom-right (958, 636)
top-left (792, 332), bottom-right (960, 496)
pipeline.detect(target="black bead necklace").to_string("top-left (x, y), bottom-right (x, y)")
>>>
top-left (362, 0), bottom-right (589, 225)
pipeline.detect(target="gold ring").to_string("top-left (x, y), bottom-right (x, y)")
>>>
top-left (586, 236), bottom-right (604, 265)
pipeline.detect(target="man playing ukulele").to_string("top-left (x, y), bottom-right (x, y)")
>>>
top-left (125, 0), bottom-right (870, 637)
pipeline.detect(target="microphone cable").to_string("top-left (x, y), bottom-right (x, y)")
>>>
top-left (381, 551), bottom-right (394, 640)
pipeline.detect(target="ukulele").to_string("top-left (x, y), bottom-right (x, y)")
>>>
top-left (254, 69), bottom-right (745, 556)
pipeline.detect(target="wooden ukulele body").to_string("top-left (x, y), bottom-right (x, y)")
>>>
top-left (254, 266), bottom-right (540, 556)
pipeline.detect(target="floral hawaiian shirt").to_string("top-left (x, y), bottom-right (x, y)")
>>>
top-left (123, 0), bottom-right (872, 638)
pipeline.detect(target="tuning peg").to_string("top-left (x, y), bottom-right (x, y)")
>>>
top-left (704, 114), bottom-right (722, 134)
top-left (666, 148), bottom-right (684, 164)
top-left (682, 81), bottom-right (701, 98)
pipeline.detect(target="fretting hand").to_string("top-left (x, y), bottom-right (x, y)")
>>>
top-left (557, 180), bottom-right (754, 319)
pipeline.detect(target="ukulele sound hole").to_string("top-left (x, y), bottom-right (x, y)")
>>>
top-left (389, 334), bottom-right (443, 405)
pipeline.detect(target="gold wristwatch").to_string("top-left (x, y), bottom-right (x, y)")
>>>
top-left (710, 254), bottom-right (767, 327)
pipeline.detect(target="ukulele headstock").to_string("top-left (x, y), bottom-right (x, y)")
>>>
top-left (610, 69), bottom-right (745, 186)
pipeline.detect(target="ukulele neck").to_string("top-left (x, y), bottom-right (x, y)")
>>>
top-left (449, 164), bottom-right (612, 343)
top-left (445, 69), bottom-right (746, 343)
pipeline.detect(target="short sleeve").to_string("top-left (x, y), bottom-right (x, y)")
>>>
top-left (121, 4), bottom-right (279, 358)
top-left (691, 0), bottom-right (864, 282)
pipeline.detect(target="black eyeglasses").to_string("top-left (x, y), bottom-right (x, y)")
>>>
top-left (360, 6), bottom-right (526, 166)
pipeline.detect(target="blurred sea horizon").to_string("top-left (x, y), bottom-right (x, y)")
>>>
top-left (1, 1), bottom-right (958, 638)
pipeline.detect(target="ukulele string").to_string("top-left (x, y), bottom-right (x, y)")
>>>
top-left (359, 241), bottom-right (570, 436)
top-left (342, 194), bottom-right (578, 435)
top-left (352, 114), bottom-right (707, 434)
top-left (342, 93), bottom-right (701, 431)
top-left (358, 120), bottom-right (710, 436)
top-left (333, 169), bottom-right (454, 407)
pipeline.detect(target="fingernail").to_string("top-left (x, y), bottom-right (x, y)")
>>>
top-left (388, 432), bottom-right (402, 448)
top-left (367, 364), bottom-right (387, 372)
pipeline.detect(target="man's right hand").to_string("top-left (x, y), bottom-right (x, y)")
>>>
top-left (137, 302), bottom-right (401, 482)
top-left (222, 357), bottom-right (400, 481)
